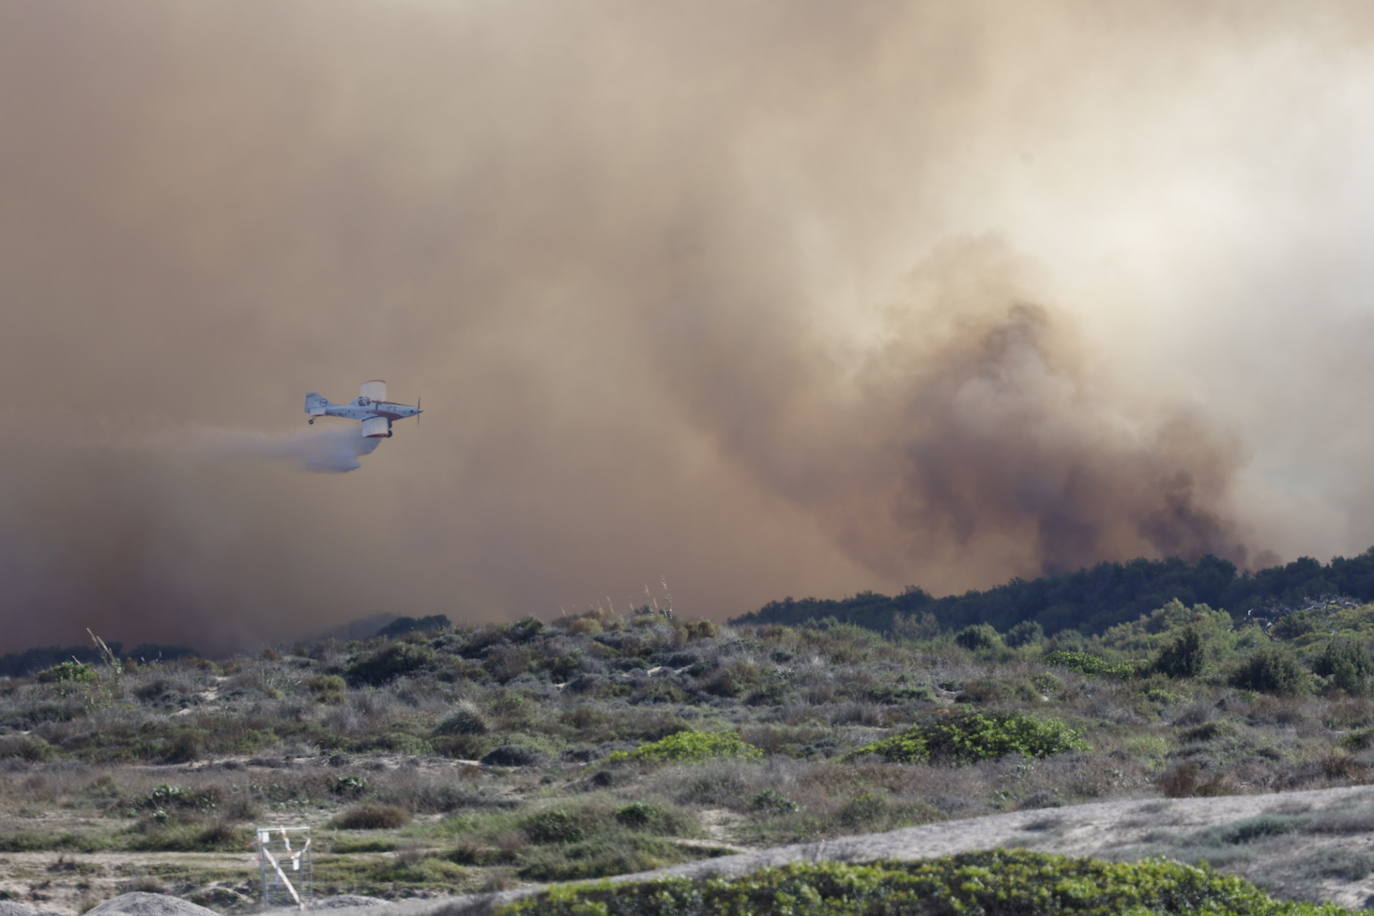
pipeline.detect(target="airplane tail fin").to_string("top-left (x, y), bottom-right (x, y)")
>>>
top-left (305, 392), bottom-right (329, 416)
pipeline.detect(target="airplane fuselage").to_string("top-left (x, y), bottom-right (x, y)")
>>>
top-left (320, 397), bottom-right (421, 422)
top-left (305, 384), bottom-right (421, 438)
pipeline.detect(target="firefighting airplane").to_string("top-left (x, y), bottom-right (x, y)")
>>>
top-left (304, 379), bottom-right (422, 438)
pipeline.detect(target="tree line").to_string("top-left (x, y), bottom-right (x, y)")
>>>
top-left (733, 548), bottom-right (1374, 636)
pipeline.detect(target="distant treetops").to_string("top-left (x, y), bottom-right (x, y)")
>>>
top-left (735, 549), bottom-right (1374, 638)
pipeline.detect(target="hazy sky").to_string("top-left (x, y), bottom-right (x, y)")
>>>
top-left (5, 1), bottom-right (1374, 652)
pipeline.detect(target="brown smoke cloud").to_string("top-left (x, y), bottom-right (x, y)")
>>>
top-left (3, 1), bottom-right (1373, 652)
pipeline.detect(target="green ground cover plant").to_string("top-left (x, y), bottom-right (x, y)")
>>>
top-left (607, 730), bottom-right (763, 764)
top-left (37, 661), bottom-right (98, 684)
top-left (496, 849), bottom-right (1364, 915)
top-left (847, 710), bottom-right (1088, 764)
top-left (1043, 650), bottom-right (1134, 678)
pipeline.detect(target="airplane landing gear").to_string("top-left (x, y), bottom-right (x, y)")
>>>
top-left (308, 418), bottom-right (315, 425)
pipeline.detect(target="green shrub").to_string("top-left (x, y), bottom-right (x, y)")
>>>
top-left (331, 775), bottom-right (369, 798)
top-left (863, 682), bottom-right (936, 705)
top-left (1006, 620), bottom-right (1045, 648)
top-left (508, 616), bottom-right (545, 642)
top-left (1313, 640), bottom-right (1374, 695)
top-left (432, 733), bottom-right (491, 760)
top-left (1143, 686), bottom-right (1183, 706)
top-left (481, 744), bottom-right (546, 767)
top-left (1151, 626), bottom-right (1205, 679)
top-left (522, 808), bottom-right (596, 844)
top-left (37, 661), bottom-right (97, 684)
top-left (0, 734), bottom-right (55, 761)
top-left (368, 854), bottom-right (467, 885)
top-left (749, 790), bottom-right (799, 815)
top-left (354, 731), bottom-right (432, 755)
top-left (127, 820), bottom-right (249, 852)
top-left (954, 676), bottom-right (1039, 705)
top-left (615, 802), bottom-right (665, 828)
top-left (496, 849), bottom-right (1346, 915)
top-left (516, 837), bottom-right (682, 882)
top-left (161, 731), bottom-right (203, 764)
top-left (1341, 727), bottom-right (1374, 752)
top-left (701, 660), bottom-right (765, 698)
top-left (434, 702), bottom-right (489, 736)
top-left (1198, 814), bottom-right (1305, 846)
top-left (954, 624), bottom-right (1002, 652)
top-left (1230, 647), bottom-right (1308, 695)
top-left (847, 710), bottom-right (1087, 765)
top-left (376, 614), bottom-right (452, 639)
top-left (0, 832), bottom-right (108, 853)
top-left (836, 792), bottom-right (887, 828)
top-left (307, 674), bottom-right (346, 701)
top-left (1042, 650), bottom-right (1132, 678)
top-left (607, 730), bottom-right (762, 765)
top-left (332, 803), bottom-right (411, 830)
top-left (683, 619), bottom-right (718, 641)
top-left (142, 784), bottom-right (221, 812)
top-left (1029, 672), bottom-right (1063, 696)
top-left (345, 643), bottom-right (437, 686)
top-left (1301, 846), bottom-right (1374, 881)
top-left (335, 837), bottom-right (398, 853)
top-left (1271, 610), bottom-right (1318, 639)
top-left (1181, 721), bottom-right (1236, 743)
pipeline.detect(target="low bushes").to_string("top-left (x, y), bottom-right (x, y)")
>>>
top-left (1230, 648), bottom-right (1308, 696)
top-left (1152, 627), bottom-right (1206, 678)
top-left (127, 820), bottom-right (248, 852)
top-left (954, 624), bottom-right (1003, 652)
top-left (37, 661), bottom-right (98, 684)
top-left (0, 734), bottom-right (54, 761)
top-left (847, 710), bottom-right (1087, 765)
top-left (608, 730), bottom-right (762, 765)
top-left (434, 702), bottom-right (488, 736)
top-left (1043, 650), bottom-right (1133, 678)
top-left (1313, 640), bottom-right (1374, 695)
top-left (442, 798), bottom-right (702, 882)
top-left (345, 643), bottom-right (437, 686)
top-left (521, 808), bottom-right (596, 844)
top-left (332, 803), bottom-right (411, 830)
top-left (496, 849), bottom-right (1347, 915)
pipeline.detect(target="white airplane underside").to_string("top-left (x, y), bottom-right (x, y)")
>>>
top-left (304, 379), bottom-right (421, 438)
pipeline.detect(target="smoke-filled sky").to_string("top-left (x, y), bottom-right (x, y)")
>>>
top-left (5, 0), bottom-right (1374, 652)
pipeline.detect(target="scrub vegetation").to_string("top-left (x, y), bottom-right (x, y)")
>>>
top-left (496, 849), bottom-right (1362, 916)
top-left (10, 562), bottom-right (1374, 909)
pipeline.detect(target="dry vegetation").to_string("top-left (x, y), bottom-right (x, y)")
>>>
top-left (6, 598), bottom-right (1374, 911)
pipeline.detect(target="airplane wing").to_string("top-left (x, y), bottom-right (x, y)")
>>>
top-left (360, 379), bottom-right (387, 402)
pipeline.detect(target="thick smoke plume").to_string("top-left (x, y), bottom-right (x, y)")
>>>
top-left (881, 293), bottom-right (1248, 577)
top-left (670, 237), bottom-right (1256, 587)
top-left (3, 2), bottom-right (1373, 651)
